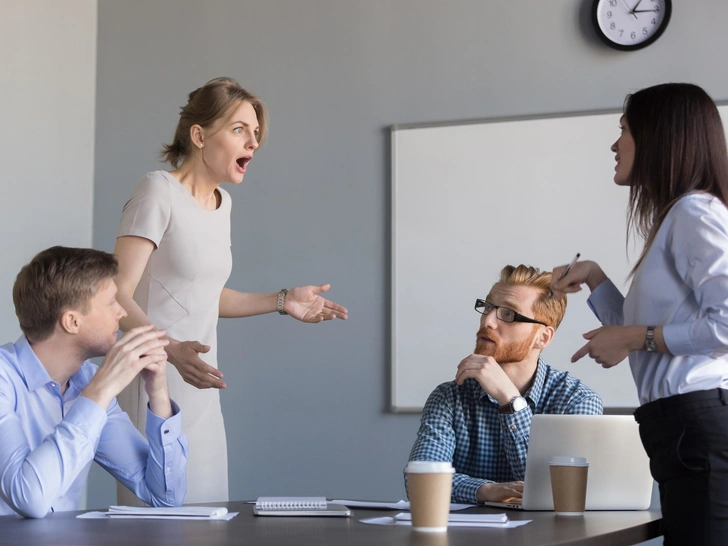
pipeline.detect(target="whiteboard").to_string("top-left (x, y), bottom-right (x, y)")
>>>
top-left (391, 106), bottom-right (728, 411)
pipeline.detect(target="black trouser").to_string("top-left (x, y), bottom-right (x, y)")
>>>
top-left (635, 389), bottom-right (728, 546)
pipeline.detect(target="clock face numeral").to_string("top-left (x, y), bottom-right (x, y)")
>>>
top-left (593, 0), bottom-right (671, 51)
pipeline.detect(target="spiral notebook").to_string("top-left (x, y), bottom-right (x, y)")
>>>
top-left (253, 497), bottom-right (351, 517)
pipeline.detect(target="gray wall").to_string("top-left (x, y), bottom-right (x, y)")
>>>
top-left (90, 0), bottom-right (728, 523)
top-left (0, 0), bottom-right (97, 341)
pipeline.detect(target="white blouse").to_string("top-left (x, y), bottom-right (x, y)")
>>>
top-left (588, 193), bottom-right (728, 405)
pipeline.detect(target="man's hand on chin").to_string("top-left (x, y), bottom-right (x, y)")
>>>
top-left (455, 354), bottom-right (520, 404)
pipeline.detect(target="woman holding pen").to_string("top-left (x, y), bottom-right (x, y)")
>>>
top-left (113, 77), bottom-right (348, 504)
top-left (551, 83), bottom-right (728, 545)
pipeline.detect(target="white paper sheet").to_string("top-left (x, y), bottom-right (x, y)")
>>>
top-left (330, 499), bottom-right (473, 511)
top-left (360, 512), bottom-right (531, 529)
top-left (108, 505), bottom-right (228, 517)
top-left (77, 510), bottom-right (238, 521)
top-left (394, 512), bottom-right (508, 524)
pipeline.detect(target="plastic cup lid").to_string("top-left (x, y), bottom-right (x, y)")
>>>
top-left (405, 461), bottom-right (455, 474)
top-left (548, 456), bottom-right (589, 467)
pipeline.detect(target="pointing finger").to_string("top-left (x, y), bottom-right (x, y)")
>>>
top-left (571, 342), bottom-right (591, 363)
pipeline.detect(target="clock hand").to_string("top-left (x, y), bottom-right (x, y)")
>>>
top-left (633, 0), bottom-right (644, 10)
top-left (621, 0), bottom-right (639, 19)
top-left (633, 8), bottom-right (657, 12)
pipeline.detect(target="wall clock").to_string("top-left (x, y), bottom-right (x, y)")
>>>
top-left (592, 0), bottom-right (672, 51)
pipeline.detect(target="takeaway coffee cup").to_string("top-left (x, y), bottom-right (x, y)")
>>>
top-left (405, 461), bottom-right (454, 532)
top-left (549, 456), bottom-right (589, 516)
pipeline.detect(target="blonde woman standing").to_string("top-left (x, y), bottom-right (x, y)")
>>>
top-left (114, 77), bottom-right (348, 504)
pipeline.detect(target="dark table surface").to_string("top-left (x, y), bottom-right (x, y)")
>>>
top-left (0, 501), bottom-right (662, 546)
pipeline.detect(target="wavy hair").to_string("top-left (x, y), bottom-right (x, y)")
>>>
top-left (495, 264), bottom-right (567, 330)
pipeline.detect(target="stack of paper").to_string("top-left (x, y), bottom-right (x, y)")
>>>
top-left (77, 505), bottom-right (237, 520)
top-left (360, 512), bottom-right (531, 529)
top-left (330, 499), bottom-right (473, 511)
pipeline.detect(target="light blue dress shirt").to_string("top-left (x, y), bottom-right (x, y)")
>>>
top-left (588, 193), bottom-right (728, 405)
top-left (0, 336), bottom-right (188, 518)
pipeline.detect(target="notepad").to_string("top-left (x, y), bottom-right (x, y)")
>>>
top-left (255, 497), bottom-right (327, 510)
top-left (253, 497), bottom-right (351, 517)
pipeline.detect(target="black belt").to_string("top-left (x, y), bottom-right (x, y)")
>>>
top-left (634, 388), bottom-right (728, 424)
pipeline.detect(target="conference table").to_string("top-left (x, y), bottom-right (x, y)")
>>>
top-left (0, 502), bottom-right (662, 546)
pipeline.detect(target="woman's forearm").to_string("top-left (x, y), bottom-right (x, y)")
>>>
top-left (218, 287), bottom-right (278, 318)
top-left (116, 291), bottom-right (155, 332)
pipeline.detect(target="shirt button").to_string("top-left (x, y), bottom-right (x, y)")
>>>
top-left (502, 425), bottom-right (507, 431)
top-left (510, 424), bottom-right (517, 431)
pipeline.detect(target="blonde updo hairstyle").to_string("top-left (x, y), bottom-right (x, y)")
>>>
top-left (161, 77), bottom-right (268, 169)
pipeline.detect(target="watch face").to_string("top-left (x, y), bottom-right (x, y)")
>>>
top-left (592, 0), bottom-right (671, 51)
top-left (513, 396), bottom-right (528, 412)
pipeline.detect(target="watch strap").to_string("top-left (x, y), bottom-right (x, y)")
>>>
top-left (645, 325), bottom-right (656, 352)
top-left (277, 289), bottom-right (289, 315)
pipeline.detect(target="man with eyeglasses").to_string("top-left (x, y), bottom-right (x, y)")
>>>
top-left (405, 265), bottom-right (602, 505)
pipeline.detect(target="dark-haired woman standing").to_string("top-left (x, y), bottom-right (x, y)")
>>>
top-left (551, 83), bottom-right (728, 545)
top-left (113, 78), bottom-right (348, 504)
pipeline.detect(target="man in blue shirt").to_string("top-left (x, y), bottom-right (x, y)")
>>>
top-left (406, 265), bottom-right (602, 505)
top-left (0, 246), bottom-right (187, 518)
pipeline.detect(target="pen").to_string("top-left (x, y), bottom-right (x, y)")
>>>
top-left (550, 253), bottom-right (581, 299)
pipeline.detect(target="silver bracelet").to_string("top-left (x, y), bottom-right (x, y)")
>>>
top-left (277, 289), bottom-right (289, 315)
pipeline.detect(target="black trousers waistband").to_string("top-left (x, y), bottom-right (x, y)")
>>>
top-left (634, 388), bottom-right (728, 424)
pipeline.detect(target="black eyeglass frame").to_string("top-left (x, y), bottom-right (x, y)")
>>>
top-left (474, 298), bottom-right (548, 326)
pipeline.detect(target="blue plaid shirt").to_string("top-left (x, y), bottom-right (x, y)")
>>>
top-left (406, 357), bottom-right (603, 504)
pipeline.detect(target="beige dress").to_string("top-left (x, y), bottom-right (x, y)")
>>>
top-left (116, 171), bottom-right (233, 504)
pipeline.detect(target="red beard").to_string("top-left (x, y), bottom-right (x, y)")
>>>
top-left (474, 326), bottom-right (534, 364)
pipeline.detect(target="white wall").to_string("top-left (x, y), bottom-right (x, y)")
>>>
top-left (0, 0), bottom-right (97, 340)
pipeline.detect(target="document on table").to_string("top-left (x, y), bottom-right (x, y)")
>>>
top-left (330, 499), bottom-right (473, 511)
top-left (360, 512), bottom-right (531, 528)
top-left (77, 505), bottom-right (238, 520)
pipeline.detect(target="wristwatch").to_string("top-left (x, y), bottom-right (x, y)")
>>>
top-left (645, 326), bottom-right (657, 352)
top-left (498, 396), bottom-right (528, 415)
top-left (277, 289), bottom-right (289, 315)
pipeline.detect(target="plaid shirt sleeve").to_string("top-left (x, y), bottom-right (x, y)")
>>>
top-left (405, 384), bottom-right (490, 504)
top-left (564, 390), bottom-right (604, 415)
top-left (499, 407), bottom-right (533, 481)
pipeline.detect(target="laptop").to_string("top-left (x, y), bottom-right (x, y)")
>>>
top-left (483, 414), bottom-right (653, 511)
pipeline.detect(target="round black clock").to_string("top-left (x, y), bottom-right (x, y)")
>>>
top-left (592, 0), bottom-right (672, 51)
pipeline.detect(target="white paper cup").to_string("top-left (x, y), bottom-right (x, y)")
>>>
top-left (405, 461), bottom-right (454, 532)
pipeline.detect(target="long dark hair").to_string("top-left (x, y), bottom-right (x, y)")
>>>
top-left (624, 83), bottom-right (728, 273)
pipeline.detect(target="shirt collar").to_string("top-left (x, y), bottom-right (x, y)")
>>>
top-left (14, 335), bottom-right (54, 392)
top-left (525, 356), bottom-right (548, 404)
top-left (480, 356), bottom-right (547, 406)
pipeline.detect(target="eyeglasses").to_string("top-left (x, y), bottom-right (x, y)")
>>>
top-left (474, 299), bottom-right (547, 326)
